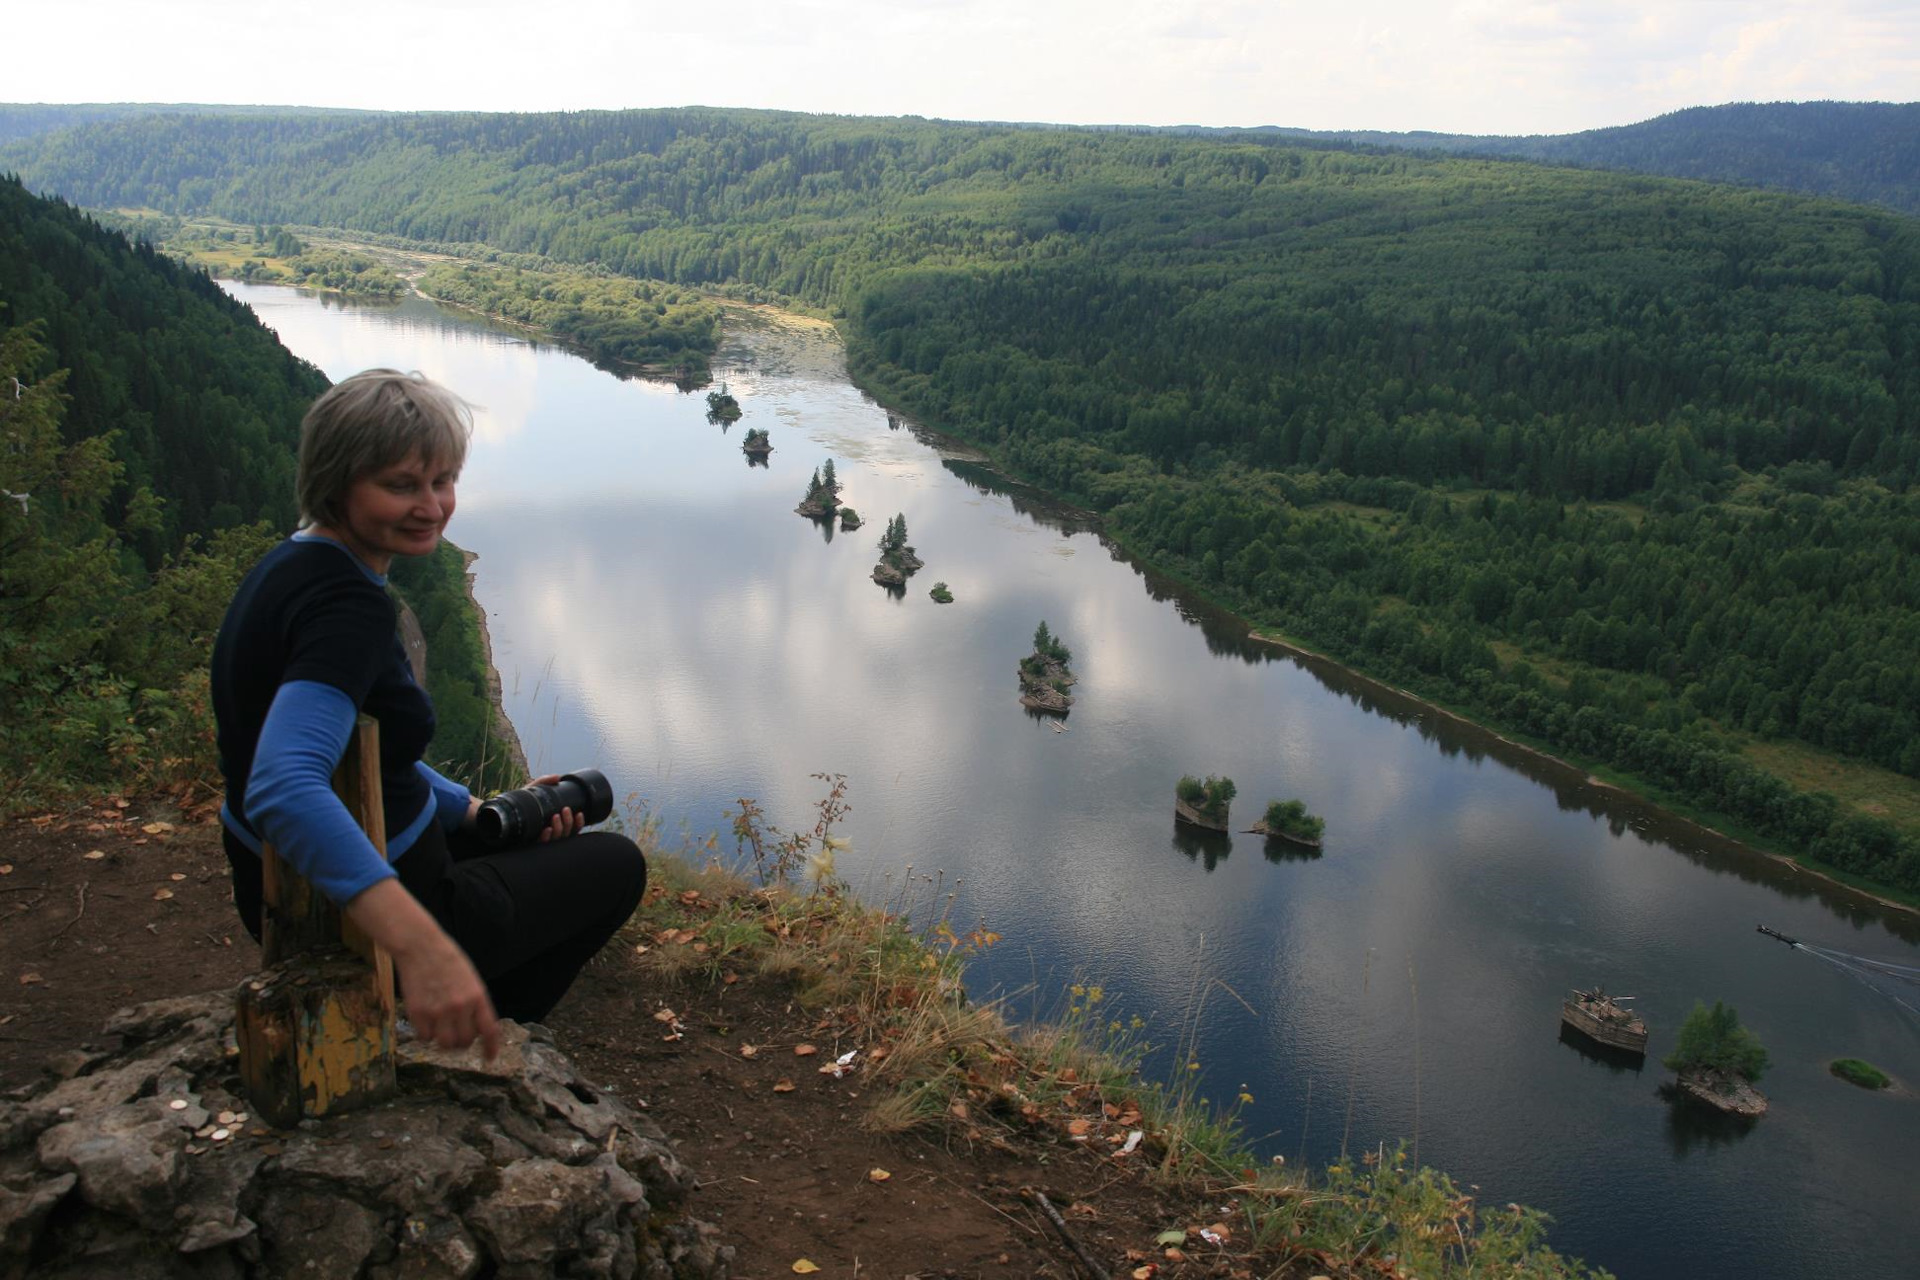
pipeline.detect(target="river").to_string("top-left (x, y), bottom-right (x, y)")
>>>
top-left (227, 282), bottom-right (1920, 1279)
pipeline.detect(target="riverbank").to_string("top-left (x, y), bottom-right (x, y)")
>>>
top-left (459, 547), bottom-right (529, 784)
top-left (837, 359), bottom-right (1920, 920)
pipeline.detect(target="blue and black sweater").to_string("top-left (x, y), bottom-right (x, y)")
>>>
top-left (213, 533), bottom-right (471, 905)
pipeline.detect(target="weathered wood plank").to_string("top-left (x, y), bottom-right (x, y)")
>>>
top-left (238, 715), bottom-right (397, 1127)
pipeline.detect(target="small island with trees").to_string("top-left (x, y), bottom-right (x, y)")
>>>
top-left (1248, 798), bottom-right (1324, 849)
top-left (740, 426), bottom-right (771, 459)
top-left (705, 385), bottom-right (741, 423)
top-left (1666, 1000), bottom-right (1770, 1116)
top-left (929, 581), bottom-right (954, 603)
top-left (1018, 621), bottom-right (1074, 712)
top-left (1175, 774), bottom-right (1236, 832)
top-left (795, 459), bottom-right (841, 519)
top-left (839, 506), bottom-right (861, 531)
top-left (1829, 1058), bottom-right (1892, 1091)
top-left (871, 512), bottom-right (923, 588)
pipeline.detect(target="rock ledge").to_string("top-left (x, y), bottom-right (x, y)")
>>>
top-left (0, 991), bottom-right (730, 1279)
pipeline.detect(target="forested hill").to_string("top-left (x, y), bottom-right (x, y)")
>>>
top-left (0, 175), bottom-right (324, 556)
top-left (9, 108), bottom-right (1919, 894)
top-left (1261, 101), bottom-right (1920, 217)
top-left (0, 175), bottom-right (325, 794)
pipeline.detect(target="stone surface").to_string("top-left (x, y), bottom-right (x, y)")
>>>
top-left (0, 992), bottom-right (730, 1280)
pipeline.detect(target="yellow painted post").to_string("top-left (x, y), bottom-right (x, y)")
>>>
top-left (236, 715), bottom-right (397, 1129)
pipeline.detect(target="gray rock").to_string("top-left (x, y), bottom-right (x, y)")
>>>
top-left (3, 993), bottom-right (730, 1280)
top-left (36, 1099), bottom-right (188, 1230)
top-left (255, 1185), bottom-right (388, 1280)
top-left (0, 1170), bottom-right (75, 1268)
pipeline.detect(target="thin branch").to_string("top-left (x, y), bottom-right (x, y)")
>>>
top-left (1029, 1189), bottom-right (1111, 1280)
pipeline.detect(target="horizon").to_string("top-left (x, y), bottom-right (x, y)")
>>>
top-left (5, 96), bottom-right (1913, 143)
top-left (15, 2), bottom-right (1919, 138)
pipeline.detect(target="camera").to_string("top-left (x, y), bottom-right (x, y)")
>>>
top-left (474, 769), bottom-right (615, 848)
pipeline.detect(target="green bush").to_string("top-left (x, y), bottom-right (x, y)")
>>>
top-left (1664, 1001), bottom-right (1769, 1083)
top-left (1829, 1058), bottom-right (1890, 1090)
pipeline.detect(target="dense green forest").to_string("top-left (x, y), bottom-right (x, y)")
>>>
top-left (1268, 102), bottom-right (1920, 218)
top-left (0, 176), bottom-right (512, 800)
top-left (6, 107), bottom-right (1918, 894)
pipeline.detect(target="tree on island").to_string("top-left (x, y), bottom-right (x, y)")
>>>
top-left (878, 513), bottom-right (917, 566)
top-left (1666, 1001), bottom-right (1769, 1086)
top-left (705, 383), bottom-right (741, 423)
top-left (1261, 798), bottom-right (1325, 844)
top-left (796, 461), bottom-right (841, 518)
top-left (1031, 620), bottom-right (1071, 667)
top-left (1177, 774), bottom-right (1236, 825)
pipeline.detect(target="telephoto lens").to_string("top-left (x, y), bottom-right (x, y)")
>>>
top-left (474, 769), bottom-right (615, 848)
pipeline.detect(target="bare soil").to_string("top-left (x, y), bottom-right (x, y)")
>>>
top-left (1, 804), bottom-right (1268, 1279)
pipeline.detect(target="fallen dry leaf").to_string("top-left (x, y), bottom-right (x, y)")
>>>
top-left (153, 888), bottom-right (174, 901)
top-left (723, 971), bottom-right (739, 985)
top-left (793, 1044), bottom-right (818, 1057)
top-left (1132, 1267), bottom-right (1157, 1279)
top-left (114, 799), bottom-right (130, 809)
top-left (1066, 1118), bottom-right (1093, 1137)
top-left (19, 973), bottom-right (44, 986)
top-left (772, 1079), bottom-right (796, 1093)
top-left (791, 1263), bottom-right (820, 1275)
top-left (867, 1168), bottom-right (890, 1183)
top-left (0, 864), bottom-right (12, 875)
top-left (739, 1044), bottom-right (759, 1059)
top-left (678, 890), bottom-right (701, 905)
top-left (83, 850), bottom-right (106, 861)
top-left (141, 821), bottom-right (174, 835)
top-left (652, 1008), bottom-right (679, 1023)
top-left (169, 873), bottom-right (187, 882)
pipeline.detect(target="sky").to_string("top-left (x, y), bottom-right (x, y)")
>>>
top-left (12, 1), bottom-right (1917, 136)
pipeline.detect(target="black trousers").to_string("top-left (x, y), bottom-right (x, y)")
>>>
top-left (224, 822), bottom-right (647, 1023)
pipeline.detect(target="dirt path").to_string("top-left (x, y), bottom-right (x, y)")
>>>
top-left (1, 807), bottom-right (1259, 1279)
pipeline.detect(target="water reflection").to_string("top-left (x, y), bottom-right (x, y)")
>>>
top-left (1659, 1087), bottom-right (1760, 1156)
top-left (1557, 1024), bottom-right (1647, 1074)
top-left (1172, 824), bottom-right (1233, 872)
top-left (1262, 837), bottom-right (1324, 865)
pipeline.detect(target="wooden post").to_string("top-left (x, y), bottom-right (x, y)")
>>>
top-left (236, 715), bottom-right (397, 1129)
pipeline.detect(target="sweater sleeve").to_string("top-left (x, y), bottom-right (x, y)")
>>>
top-left (244, 680), bottom-right (396, 905)
top-left (415, 761), bottom-right (477, 832)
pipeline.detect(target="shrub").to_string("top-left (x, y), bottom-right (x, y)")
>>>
top-left (1665, 1001), bottom-right (1769, 1083)
top-left (1829, 1058), bottom-right (1890, 1090)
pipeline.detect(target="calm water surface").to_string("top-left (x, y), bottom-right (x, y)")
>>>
top-left (230, 283), bottom-right (1920, 1279)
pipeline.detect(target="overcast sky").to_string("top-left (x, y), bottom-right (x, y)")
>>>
top-left (13, 1), bottom-right (1916, 136)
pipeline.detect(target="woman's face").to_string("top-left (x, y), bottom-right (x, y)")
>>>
top-left (333, 451), bottom-right (460, 573)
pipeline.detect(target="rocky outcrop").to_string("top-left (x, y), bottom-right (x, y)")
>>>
top-left (0, 992), bottom-right (730, 1279)
top-left (1676, 1069), bottom-right (1769, 1117)
top-left (1017, 655), bottom-right (1075, 715)
top-left (870, 549), bottom-right (921, 588)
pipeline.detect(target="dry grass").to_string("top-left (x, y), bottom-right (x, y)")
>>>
top-left (1744, 737), bottom-right (1920, 841)
top-left (620, 777), bottom-right (1607, 1277)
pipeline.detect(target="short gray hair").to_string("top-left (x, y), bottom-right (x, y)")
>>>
top-left (297, 370), bottom-right (474, 528)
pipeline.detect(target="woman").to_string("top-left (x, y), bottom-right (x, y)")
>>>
top-left (213, 369), bottom-right (646, 1057)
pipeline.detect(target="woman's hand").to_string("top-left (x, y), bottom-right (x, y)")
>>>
top-left (394, 930), bottom-right (501, 1059)
top-left (529, 774), bottom-right (585, 843)
top-left (345, 878), bottom-right (501, 1059)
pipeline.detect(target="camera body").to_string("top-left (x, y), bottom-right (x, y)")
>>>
top-left (474, 769), bottom-right (614, 848)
